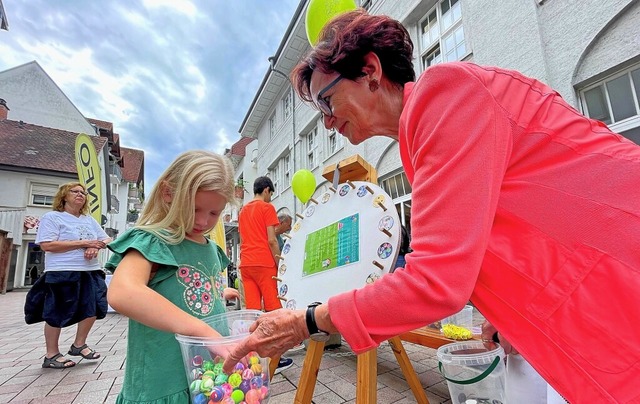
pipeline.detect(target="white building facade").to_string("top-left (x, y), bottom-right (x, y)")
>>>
top-left (235, 0), bottom-right (640, 241)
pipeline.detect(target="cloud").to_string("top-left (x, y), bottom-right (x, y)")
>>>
top-left (0, 0), bottom-right (299, 189)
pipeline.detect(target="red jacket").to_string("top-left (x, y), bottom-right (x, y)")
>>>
top-left (328, 62), bottom-right (640, 403)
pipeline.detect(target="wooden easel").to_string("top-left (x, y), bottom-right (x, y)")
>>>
top-left (293, 155), bottom-right (432, 404)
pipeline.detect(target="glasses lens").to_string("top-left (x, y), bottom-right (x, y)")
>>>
top-left (317, 98), bottom-right (332, 117)
top-left (71, 190), bottom-right (86, 196)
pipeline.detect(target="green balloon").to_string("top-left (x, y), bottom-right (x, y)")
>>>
top-left (305, 0), bottom-right (357, 46)
top-left (291, 169), bottom-right (316, 204)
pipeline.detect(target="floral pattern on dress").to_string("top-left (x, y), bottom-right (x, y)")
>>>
top-left (176, 261), bottom-right (220, 316)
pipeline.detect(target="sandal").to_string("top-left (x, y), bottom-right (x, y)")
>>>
top-left (43, 353), bottom-right (76, 369)
top-left (68, 344), bottom-right (101, 360)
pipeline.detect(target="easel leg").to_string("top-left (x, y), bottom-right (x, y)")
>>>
top-left (356, 349), bottom-right (377, 404)
top-left (388, 336), bottom-right (430, 404)
top-left (269, 354), bottom-right (281, 380)
top-left (294, 340), bottom-right (325, 403)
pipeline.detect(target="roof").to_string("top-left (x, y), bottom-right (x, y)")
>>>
top-left (120, 147), bottom-right (144, 183)
top-left (0, 119), bottom-right (106, 174)
top-left (87, 118), bottom-right (114, 132)
top-left (228, 137), bottom-right (255, 157)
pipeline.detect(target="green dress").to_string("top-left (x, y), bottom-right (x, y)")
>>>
top-left (106, 229), bottom-right (230, 404)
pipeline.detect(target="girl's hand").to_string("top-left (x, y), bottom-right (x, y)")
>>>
top-left (222, 288), bottom-right (240, 300)
top-left (84, 247), bottom-right (99, 260)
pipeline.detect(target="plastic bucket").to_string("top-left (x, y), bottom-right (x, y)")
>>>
top-left (176, 310), bottom-right (270, 404)
top-left (441, 304), bottom-right (473, 330)
top-left (437, 341), bottom-right (506, 404)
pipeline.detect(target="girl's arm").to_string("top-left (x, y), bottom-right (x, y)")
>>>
top-left (107, 249), bottom-right (221, 338)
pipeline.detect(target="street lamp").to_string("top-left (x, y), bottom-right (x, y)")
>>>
top-left (268, 56), bottom-right (298, 216)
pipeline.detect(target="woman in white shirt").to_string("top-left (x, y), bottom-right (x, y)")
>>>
top-left (25, 182), bottom-right (111, 369)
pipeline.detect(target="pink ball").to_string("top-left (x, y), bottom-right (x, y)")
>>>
top-left (241, 368), bottom-right (254, 380)
top-left (244, 389), bottom-right (260, 404)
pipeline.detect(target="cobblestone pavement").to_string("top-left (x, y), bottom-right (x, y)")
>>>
top-left (1, 289), bottom-right (458, 403)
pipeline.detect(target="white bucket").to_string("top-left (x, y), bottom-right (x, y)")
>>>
top-left (437, 341), bottom-right (506, 404)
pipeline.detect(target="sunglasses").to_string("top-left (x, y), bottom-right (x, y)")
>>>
top-left (316, 75), bottom-right (344, 117)
top-left (69, 189), bottom-right (88, 196)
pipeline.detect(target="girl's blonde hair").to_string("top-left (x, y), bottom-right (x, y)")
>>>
top-left (136, 150), bottom-right (237, 244)
top-left (52, 182), bottom-right (90, 215)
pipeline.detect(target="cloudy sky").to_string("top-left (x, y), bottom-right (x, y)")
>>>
top-left (0, 0), bottom-right (299, 188)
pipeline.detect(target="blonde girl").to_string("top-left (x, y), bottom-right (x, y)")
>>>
top-left (107, 150), bottom-right (239, 403)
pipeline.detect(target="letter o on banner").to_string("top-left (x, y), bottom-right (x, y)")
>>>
top-left (75, 133), bottom-right (102, 224)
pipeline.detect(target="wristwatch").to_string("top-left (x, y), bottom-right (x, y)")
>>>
top-left (306, 302), bottom-right (330, 341)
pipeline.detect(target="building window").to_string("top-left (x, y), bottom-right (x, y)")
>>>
top-left (580, 64), bottom-right (640, 144)
top-left (30, 183), bottom-right (57, 206)
top-left (270, 163), bottom-right (280, 196)
top-left (269, 113), bottom-right (276, 139)
top-left (380, 171), bottom-right (412, 200)
top-left (282, 90), bottom-right (292, 120)
top-left (380, 171), bottom-right (413, 235)
top-left (358, 0), bottom-right (373, 10)
top-left (282, 154), bottom-right (291, 185)
top-left (418, 0), bottom-right (466, 71)
top-left (326, 128), bottom-right (342, 156)
top-left (307, 127), bottom-right (319, 169)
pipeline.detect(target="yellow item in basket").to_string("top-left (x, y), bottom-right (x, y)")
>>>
top-left (442, 324), bottom-right (473, 340)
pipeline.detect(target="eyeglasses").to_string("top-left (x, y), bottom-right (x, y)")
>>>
top-left (316, 75), bottom-right (344, 118)
top-left (69, 189), bottom-right (88, 196)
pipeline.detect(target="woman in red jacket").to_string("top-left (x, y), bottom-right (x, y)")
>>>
top-left (225, 10), bottom-right (640, 403)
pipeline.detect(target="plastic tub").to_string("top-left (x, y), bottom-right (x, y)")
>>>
top-left (176, 310), bottom-right (270, 404)
top-left (441, 304), bottom-right (473, 330)
top-left (437, 340), bottom-right (506, 404)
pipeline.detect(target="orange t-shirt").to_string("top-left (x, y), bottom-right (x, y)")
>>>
top-left (238, 200), bottom-right (279, 268)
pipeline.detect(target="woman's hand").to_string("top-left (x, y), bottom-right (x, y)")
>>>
top-left (84, 240), bottom-right (106, 249)
top-left (222, 309), bottom-right (308, 373)
top-left (84, 247), bottom-right (99, 260)
top-left (481, 320), bottom-right (518, 355)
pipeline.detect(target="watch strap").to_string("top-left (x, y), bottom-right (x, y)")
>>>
top-left (306, 302), bottom-right (322, 335)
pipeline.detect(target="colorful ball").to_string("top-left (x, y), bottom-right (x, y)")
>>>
top-left (228, 373), bottom-right (242, 388)
top-left (221, 383), bottom-right (233, 397)
top-left (200, 377), bottom-right (214, 393)
top-left (209, 386), bottom-right (224, 402)
top-left (248, 355), bottom-right (259, 366)
top-left (249, 376), bottom-right (263, 390)
top-left (233, 362), bottom-right (245, 373)
top-left (203, 360), bottom-right (215, 371)
top-left (259, 386), bottom-right (268, 399)
top-left (192, 355), bottom-right (203, 367)
top-left (250, 363), bottom-right (262, 374)
top-left (244, 389), bottom-right (260, 404)
top-left (190, 379), bottom-right (202, 394)
top-left (213, 362), bottom-right (224, 376)
top-left (241, 368), bottom-right (254, 380)
top-left (214, 373), bottom-right (228, 385)
top-left (193, 393), bottom-right (208, 404)
top-left (191, 368), bottom-right (203, 381)
top-left (230, 389), bottom-right (244, 404)
top-left (239, 380), bottom-right (251, 394)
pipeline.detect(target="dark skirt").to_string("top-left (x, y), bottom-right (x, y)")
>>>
top-left (24, 270), bottom-right (108, 328)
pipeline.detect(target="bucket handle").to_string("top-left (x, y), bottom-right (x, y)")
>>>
top-left (438, 356), bottom-right (501, 385)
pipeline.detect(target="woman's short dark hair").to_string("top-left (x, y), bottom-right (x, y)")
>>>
top-left (253, 176), bottom-right (275, 195)
top-left (292, 9), bottom-right (415, 103)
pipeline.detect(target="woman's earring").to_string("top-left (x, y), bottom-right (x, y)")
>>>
top-left (369, 79), bottom-right (379, 92)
